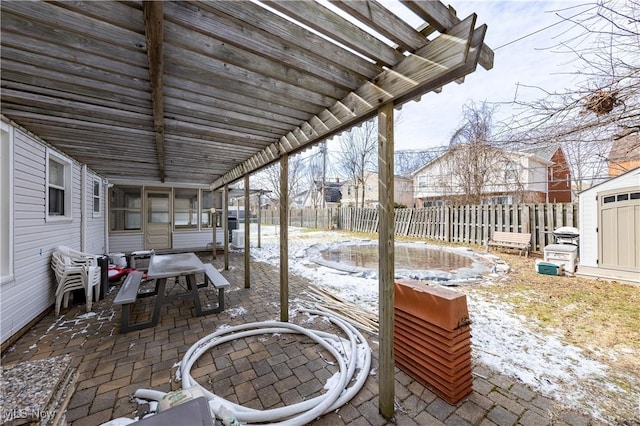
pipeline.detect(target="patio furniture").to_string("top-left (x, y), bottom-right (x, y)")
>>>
top-left (51, 251), bottom-right (100, 315)
top-left (201, 263), bottom-right (230, 311)
top-left (485, 231), bottom-right (532, 257)
top-left (113, 253), bottom-right (228, 333)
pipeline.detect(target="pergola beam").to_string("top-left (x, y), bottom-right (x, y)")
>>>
top-left (143, 1), bottom-right (166, 182)
top-left (212, 14), bottom-right (481, 190)
top-left (400, 0), bottom-right (494, 70)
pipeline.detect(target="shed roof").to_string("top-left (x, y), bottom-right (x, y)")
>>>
top-left (1, 0), bottom-right (492, 189)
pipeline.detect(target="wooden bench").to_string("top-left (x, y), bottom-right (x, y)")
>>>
top-left (200, 263), bottom-right (230, 313)
top-left (113, 271), bottom-right (146, 333)
top-left (486, 231), bottom-right (531, 257)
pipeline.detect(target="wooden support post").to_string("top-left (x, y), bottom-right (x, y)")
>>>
top-left (378, 102), bottom-right (395, 419)
top-left (279, 155), bottom-right (289, 322)
top-left (257, 191), bottom-right (262, 248)
top-left (223, 184), bottom-right (229, 271)
top-left (244, 174), bottom-right (250, 289)
top-left (211, 209), bottom-right (216, 260)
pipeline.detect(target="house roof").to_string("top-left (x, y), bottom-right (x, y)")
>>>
top-left (520, 145), bottom-right (560, 162)
top-left (411, 144), bottom-right (556, 176)
top-left (1, 1), bottom-right (492, 189)
top-left (608, 134), bottom-right (640, 162)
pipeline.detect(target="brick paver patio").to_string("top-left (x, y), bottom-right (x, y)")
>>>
top-left (1, 252), bottom-right (601, 425)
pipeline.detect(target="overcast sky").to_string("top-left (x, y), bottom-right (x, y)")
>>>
top-left (386, 0), bottom-right (588, 151)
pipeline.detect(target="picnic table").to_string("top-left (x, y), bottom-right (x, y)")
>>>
top-left (114, 252), bottom-right (229, 333)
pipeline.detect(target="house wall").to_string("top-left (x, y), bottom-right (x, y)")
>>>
top-left (109, 229), bottom-right (223, 254)
top-left (548, 149), bottom-right (572, 202)
top-left (1, 125), bottom-right (107, 345)
top-left (413, 151), bottom-right (552, 204)
top-left (342, 173), bottom-right (413, 207)
top-left (609, 160), bottom-right (640, 177)
top-left (83, 168), bottom-right (107, 255)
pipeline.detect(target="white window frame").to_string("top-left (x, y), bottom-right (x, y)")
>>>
top-left (46, 149), bottom-right (73, 222)
top-left (92, 177), bottom-right (102, 218)
top-left (1, 122), bottom-right (14, 284)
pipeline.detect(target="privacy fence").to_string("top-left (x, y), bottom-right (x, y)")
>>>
top-left (259, 203), bottom-right (579, 253)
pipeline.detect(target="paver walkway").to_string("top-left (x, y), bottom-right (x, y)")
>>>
top-left (1, 252), bottom-right (602, 425)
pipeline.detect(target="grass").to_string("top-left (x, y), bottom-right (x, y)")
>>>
top-left (468, 251), bottom-right (640, 376)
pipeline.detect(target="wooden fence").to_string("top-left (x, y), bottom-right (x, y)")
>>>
top-left (259, 203), bottom-right (579, 253)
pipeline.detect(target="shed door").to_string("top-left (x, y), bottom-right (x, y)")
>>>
top-left (598, 187), bottom-right (640, 272)
top-left (145, 190), bottom-right (172, 250)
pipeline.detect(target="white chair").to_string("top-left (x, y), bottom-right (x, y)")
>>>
top-left (51, 250), bottom-right (100, 315)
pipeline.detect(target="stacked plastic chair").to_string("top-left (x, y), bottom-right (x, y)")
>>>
top-left (51, 247), bottom-right (101, 315)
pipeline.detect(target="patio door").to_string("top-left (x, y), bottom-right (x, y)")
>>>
top-left (145, 189), bottom-right (172, 250)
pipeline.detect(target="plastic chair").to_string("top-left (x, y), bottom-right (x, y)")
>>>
top-left (51, 251), bottom-right (100, 315)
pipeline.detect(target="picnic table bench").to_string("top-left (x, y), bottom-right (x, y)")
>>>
top-left (201, 263), bottom-right (230, 312)
top-left (113, 253), bottom-right (231, 333)
top-left (113, 271), bottom-right (146, 333)
top-left (485, 231), bottom-right (531, 257)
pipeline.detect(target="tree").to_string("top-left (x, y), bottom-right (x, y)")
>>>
top-left (511, 0), bottom-right (639, 148)
top-left (395, 148), bottom-right (442, 176)
top-left (252, 153), bottom-right (307, 209)
top-left (441, 101), bottom-right (526, 204)
top-left (335, 119), bottom-right (377, 208)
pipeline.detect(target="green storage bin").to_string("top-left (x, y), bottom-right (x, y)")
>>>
top-left (536, 261), bottom-right (562, 276)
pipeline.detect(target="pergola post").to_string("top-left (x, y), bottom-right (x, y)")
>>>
top-left (279, 155), bottom-right (289, 322)
top-left (244, 174), bottom-right (250, 289)
top-left (378, 102), bottom-right (395, 419)
top-left (223, 184), bottom-right (229, 271)
top-left (257, 191), bottom-right (262, 249)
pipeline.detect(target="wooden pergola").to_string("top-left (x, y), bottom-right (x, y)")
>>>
top-left (0, 0), bottom-right (493, 417)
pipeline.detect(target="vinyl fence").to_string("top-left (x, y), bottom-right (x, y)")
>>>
top-left (260, 203), bottom-right (579, 253)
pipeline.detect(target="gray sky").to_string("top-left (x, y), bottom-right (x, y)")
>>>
top-left (389, 0), bottom-right (588, 150)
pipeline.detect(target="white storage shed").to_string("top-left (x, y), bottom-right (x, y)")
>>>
top-left (578, 168), bottom-right (640, 283)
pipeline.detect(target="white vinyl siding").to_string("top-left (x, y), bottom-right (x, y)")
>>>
top-left (85, 171), bottom-right (107, 255)
top-left (1, 122), bottom-right (14, 284)
top-left (1, 127), bottom-right (107, 345)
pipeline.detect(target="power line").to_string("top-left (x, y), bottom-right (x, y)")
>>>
top-left (494, 5), bottom-right (598, 51)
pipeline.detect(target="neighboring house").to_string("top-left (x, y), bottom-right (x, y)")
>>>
top-left (578, 167), bottom-right (640, 283)
top-left (341, 173), bottom-right (414, 207)
top-left (412, 144), bottom-right (571, 206)
top-left (608, 134), bottom-right (640, 177)
top-left (522, 145), bottom-right (572, 203)
top-left (294, 180), bottom-right (343, 208)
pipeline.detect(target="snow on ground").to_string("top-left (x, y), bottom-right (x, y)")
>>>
top-left (248, 225), bottom-right (633, 423)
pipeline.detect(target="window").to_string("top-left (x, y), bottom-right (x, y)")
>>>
top-left (504, 161), bottom-right (518, 182)
top-left (174, 188), bottom-right (198, 229)
top-left (201, 191), bottom-right (220, 228)
top-left (1, 122), bottom-right (14, 284)
top-left (46, 150), bottom-right (73, 221)
top-left (110, 186), bottom-right (141, 231)
top-left (417, 175), bottom-right (429, 190)
top-left (93, 178), bottom-right (101, 217)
